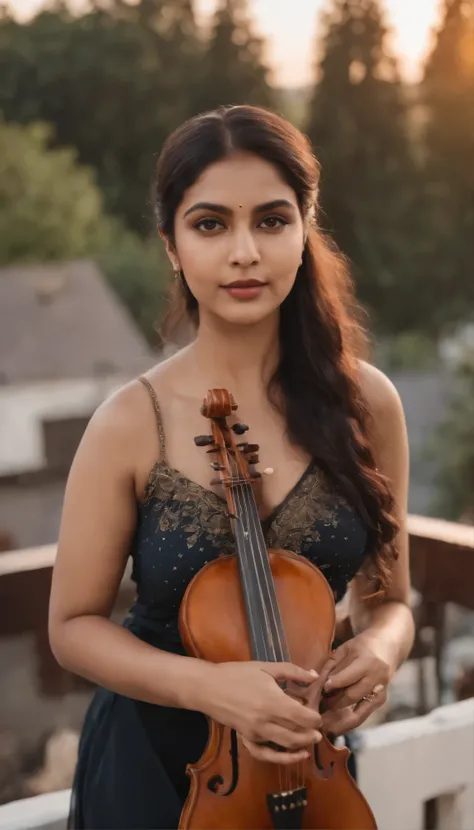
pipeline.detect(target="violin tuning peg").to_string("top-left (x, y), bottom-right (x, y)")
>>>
top-left (251, 471), bottom-right (262, 479)
top-left (244, 443), bottom-right (259, 454)
top-left (210, 476), bottom-right (221, 486)
top-left (194, 435), bottom-right (214, 447)
top-left (232, 423), bottom-right (249, 435)
top-left (263, 467), bottom-right (274, 476)
top-left (210, 462), bottom-right (225, 471)
top-left (248, 455), bottom-right (259, 465)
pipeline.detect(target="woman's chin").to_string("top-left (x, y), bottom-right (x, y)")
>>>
top-left (212, 297), bottom-right (280, 327)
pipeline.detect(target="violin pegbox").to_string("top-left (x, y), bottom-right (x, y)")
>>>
top-left (195, 389), bottom-right (265, 491)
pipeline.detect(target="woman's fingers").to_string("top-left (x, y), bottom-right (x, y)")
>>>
top-left (262, 722), bottom-right (322, 751)
top-left (242, 737), bottom-right (311, 765)
top-left (279, 694), bottom-right (323, 730)
top-left (323, 658), bottom-right (367, 692)
top-left (324, 679), bottom-right (375, 710)
top-left (322, 687), bottom-right (387, 735)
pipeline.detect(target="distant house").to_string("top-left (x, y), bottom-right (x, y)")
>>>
top-left (0, 260), bottom-right (156, 549)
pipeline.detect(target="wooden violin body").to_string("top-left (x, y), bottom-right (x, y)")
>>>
top-left (178, 390), bottom-right (377, 830)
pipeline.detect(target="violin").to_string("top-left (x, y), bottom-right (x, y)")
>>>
top-left (178, 389), bottom-right (377, 830)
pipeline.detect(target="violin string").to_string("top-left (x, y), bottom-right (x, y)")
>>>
top-left (226, 453), bottom-right (287, 791)
top-left (244, 478), bottom-right (309, 795)
top-left (242, 482), bottom-right (290, 657)
top-left (225, 449), bottom-right (272, 662)
top-left (237, 469), bottom-right (300, 795)
top-left (234, 481), bottom-right (270, 661)
top-left (231, 487), bottom-right (284, 791)
top-left (233, 479), bottom-right (292, 794)
top-left (224, 445), bottom-right (300, 795)
top-left (234, 473), bottom-right (282, 660)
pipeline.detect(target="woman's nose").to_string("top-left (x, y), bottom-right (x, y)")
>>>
top-left (228, 228), bottom-right (261, 267)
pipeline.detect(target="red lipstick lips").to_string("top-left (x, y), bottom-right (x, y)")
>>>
top-left (223, 279), bottom-right (267, 300)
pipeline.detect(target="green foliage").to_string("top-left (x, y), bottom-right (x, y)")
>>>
top-left (0, 0), bottom-right (275, 235)
top-left (190, 0), bottom-right (276, 112)
top-left (98, 232), bottom-right (169, 348)
top-left (0, 119), bottom-right (109, 264)
top-left (378, 331), bottom-right (438, 372)
top-left (428, 347), bottom-right (474, 522)
top-left (0, 117), bottom-right (167, 345)
top-left (0, 2), bottom-right (203, 234)
top-left (305, 0), bottom-right (429, 335)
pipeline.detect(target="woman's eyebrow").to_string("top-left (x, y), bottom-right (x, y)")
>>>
top-left (182, 199), bottom-right (296, 219)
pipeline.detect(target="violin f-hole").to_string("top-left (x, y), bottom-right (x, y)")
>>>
top-left (207, 729), bottom-right (240, 796)
top-left (313, 742), bottom-right (335, 780)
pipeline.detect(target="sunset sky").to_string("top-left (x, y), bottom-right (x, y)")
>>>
top-left (9, 0), bottom-right (443, 87)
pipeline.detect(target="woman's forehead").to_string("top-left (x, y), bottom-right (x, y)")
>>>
top-left (178, 152), bottom-right (297, 212)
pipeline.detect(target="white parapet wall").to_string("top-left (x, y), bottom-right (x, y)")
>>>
top-left (0, 789), bottom-right (70, 830)
top-left (357, 697), bottom-right (474, 830)
top-left (0, 698), bottom-right (473, 830)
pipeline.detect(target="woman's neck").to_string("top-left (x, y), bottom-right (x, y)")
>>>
top-left (187, 311), bottom-right (279, 395)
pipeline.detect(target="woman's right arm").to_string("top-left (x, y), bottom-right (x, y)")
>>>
top-left (48, 385), bottom-right (208, 709)
top-left (49, 383), bottom-right (322, 763)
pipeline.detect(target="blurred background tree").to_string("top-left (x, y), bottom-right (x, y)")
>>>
top-left (421, 0), bottom-right (474, 333)
top-left (0, 120), bottom-right (109, 263)
top-left (196, 0), bottom-right (275, 112)
top-left (305, 0), bottom-right (428, 336)
top-left (0, 1), bottom-right (202, 233)
top-left (0, 118), bottom-right (167, 344)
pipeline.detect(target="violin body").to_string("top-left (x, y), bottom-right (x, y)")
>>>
top-left (178, 389), bottom-right (377, 829)
top-left (179, 550), bottom-right (377, 829)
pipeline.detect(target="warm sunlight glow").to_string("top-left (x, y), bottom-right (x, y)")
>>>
top-left (9, 0), bottom-right (444, 87)
top-left (196, 0), bottom-right (443, 86)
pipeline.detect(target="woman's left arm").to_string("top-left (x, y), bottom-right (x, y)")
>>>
top-left (320, 363), bottom-right (415, 735)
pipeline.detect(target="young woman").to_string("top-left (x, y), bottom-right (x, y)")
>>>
top-left (49, 104), bottom-right (414, 829)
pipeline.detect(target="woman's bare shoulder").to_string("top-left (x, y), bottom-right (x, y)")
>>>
top-left (86, 377), bottom-right (153, 443)
top-left (357, 359), bottom-right (404, 422)
top-left (75, 367), bottom-right (171, 478)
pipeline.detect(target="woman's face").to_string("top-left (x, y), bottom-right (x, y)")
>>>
top-left (167, 151), bottom-right (305, 327)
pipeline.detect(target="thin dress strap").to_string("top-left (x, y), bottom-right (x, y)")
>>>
top-left (138, 376), bottom-right (167, 463)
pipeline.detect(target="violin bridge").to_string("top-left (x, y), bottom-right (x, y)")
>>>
top-left (267, 787), bottom-right (308, 829)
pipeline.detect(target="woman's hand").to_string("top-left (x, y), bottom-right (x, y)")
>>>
top-left (197, 661), bottom-right (323, 765)
top-left (319, 632), bottom-right (393, 735)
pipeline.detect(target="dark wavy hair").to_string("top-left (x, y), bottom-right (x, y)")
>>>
top-left (153, 104), bottom-right (399, 593)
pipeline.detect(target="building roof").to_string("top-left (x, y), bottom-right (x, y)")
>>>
top-left (0, 260), bottom-right (156, 383)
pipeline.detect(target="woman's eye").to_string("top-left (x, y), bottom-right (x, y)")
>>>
top-left (260, 216), bottom-right (287, 229)
top-left (195, 218), bottom-right (223, 232)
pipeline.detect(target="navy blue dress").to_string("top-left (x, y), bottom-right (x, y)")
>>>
top-left (68, 378), bottom-right (368, 829)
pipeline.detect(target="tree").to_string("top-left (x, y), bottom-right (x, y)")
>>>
top-left (196, 0), bottom-right (275, 112)
top-left (0, 120), bottom-right (108, 264)
top-left (421, 0), bottom-right (474, 332)
top-left (0, 1), bottom-right (202, 233)
top-left (305, 0), bottom-right (425, 334)
top-left (0, 118), bottom-right (168, 345)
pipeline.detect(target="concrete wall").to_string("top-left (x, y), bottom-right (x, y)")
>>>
top-left (358, 698), bottom-right (474, 830)
top-left (0, 376), bottom-right (130, 475)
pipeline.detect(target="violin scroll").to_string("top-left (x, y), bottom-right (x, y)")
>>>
top-left (200, 389), bottom-right (237, 419)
